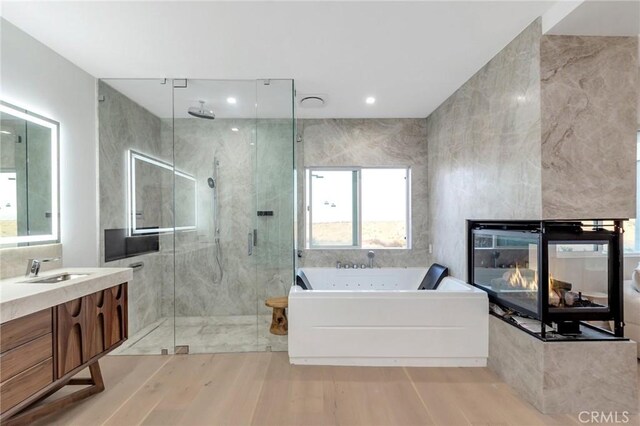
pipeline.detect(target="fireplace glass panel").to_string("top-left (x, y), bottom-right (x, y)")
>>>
top-left (473, 232), bottom-right (539, 315)
top-left (548, 242), bottom-right (609, 312)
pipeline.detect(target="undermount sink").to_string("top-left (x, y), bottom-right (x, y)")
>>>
top-left (24, 273), bottom-right (90, 284)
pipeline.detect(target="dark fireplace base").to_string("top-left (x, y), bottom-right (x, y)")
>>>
top-left (490, 311), bottom-right (627, 342)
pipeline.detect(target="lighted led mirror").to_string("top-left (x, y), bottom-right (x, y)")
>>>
top-left (128, 150), bottom-right (196, 234)
top-left (0, 101), bottom-right (59, 246)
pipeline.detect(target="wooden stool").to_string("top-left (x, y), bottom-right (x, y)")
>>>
top-left (265, 296), bottom-right (288, 335)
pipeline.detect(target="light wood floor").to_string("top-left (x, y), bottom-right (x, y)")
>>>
top-left (32, 353), bottom-right (639, 426)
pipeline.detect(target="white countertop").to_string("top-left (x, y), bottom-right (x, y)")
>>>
top-left (0, 267), bottom-right (133, 324)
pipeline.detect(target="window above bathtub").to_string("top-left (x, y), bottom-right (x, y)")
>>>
top-left (305, 167), bottom-right (411, 249)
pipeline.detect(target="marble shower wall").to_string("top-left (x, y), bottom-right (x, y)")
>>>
top-left (426, 19), bottom-right (543, 278)
top-left (99, 81), bottom-right (295, 330)
top-left (256, 119), bottom-right (295, 306)
top-left (98, 81), bottom-right (173, 337)
top-left (297, 119), bottom-right (429, 267)
top-left (540, 35), bottom-right (639, 219)
top-left (167, 117), bottom-right (294, 317)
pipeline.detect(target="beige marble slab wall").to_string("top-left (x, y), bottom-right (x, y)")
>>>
top-left (169, 117), bottom-right (256, 317)
top-left (541, 35), bottom-right (639, 219)
top-left (489, 316), bottom-right (638, 414)
top-left (256, 119), bottom-right (295, 305)
top-left (0, 243), bottom-right (62, 279)
top-left (98, 81), bottom-right (170, 336)
top-left (297, 118), bottom-right (429, 268)
top-left (426, 19), bottom-right (543, 278)
top-left (167, 118), bottom-right (295, 317)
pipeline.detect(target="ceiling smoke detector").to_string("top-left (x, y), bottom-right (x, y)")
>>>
top-left (299, 95), bottom-right (326, 108)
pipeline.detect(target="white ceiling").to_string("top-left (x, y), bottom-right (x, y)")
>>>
top-left (546, 0), bottom-right (640, 36)
top-left (1, 1), bottom-right (560, 118)
top-left (104, 78), bottom-right (294, 119)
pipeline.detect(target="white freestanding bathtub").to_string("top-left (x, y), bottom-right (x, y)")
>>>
top-left (288, 267), bottom-right (488, 367)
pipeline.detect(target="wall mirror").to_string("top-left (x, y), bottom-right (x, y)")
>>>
top-left (128, 150), bottom-right (196, 234)
top-left (0, 101), bottom-right (59, 246)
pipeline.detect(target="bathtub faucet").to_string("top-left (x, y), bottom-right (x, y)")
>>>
top-left (367, 251), bottom-right (375, 268)
top-left (336, 261), bottom-right (342, 269)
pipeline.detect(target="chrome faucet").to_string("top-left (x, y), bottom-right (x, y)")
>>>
top-left (25, 258), bottom-right (60, 278)
top-left (367, 251), bottom-right (375, 268)
top-left (336, 260), bottom-right (342, 269)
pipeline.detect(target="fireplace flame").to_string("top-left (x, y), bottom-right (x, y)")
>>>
top-left (507, 264), bottom-right (538, 291)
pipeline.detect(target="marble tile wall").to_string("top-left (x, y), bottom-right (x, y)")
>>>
top-left (256, 119), bottom-right (295, 305)
top-left (489, 316), bottom-right (638, 414)
top-left (98, 81), bottom-right (171, 336)
top-left (540, 35), bottom-right (639, 219)
top-left (0, 243), bottom-right (62, 279)
top-left (168, 118), bottom-right (256, 317)
top-left (167, 118), bottom-right (294, 318)
top-left (297, 118), bottom-right (429, 268)
top-left (426, 20), bottom-right (543, 278)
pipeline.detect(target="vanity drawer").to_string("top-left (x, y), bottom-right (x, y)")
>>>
top-left (0, 358), bottom-right (53, 414)
top-left (0, 309), bottom-right (52, 353)
top-left (0, 333), bottom-right (53, 382)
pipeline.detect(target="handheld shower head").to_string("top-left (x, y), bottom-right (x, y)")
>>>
top-left (207, 177), bottom-right (216, 189)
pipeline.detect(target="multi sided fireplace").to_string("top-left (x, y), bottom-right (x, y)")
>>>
top-left (468, 220), bottom-right (625, 340)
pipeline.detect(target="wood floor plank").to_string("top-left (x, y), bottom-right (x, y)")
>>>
top-left (30, 355), bottom-right (169, 426)
top-left (251, 352), bottom-right (334, 426)
top-left (324, 364), bottom-right (435, 426)
top-left (140, 354), bottom-right (218, 426)
top-left (23, 354), bottom-right (639, 426)
top-left (102, 355), bottom-right (209, 426)
top-left (176, 352), bottom-right (272, 426)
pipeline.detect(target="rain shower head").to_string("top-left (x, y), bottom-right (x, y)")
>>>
top-left (188, 101), bottom-right (215, 120)
top-left (207, 177), bottom-right (216, 188)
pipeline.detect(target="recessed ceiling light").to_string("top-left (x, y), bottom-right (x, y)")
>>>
top-left (227, 97), bottom-right (237, 104)
top-left (231, 127), bottom-right (239, 132)
top-left (0, 130), bottom-right (11, 135)
top-left (366, 97), bottom-right (376, 105)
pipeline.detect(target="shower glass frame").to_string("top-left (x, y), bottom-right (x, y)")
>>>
top-left (98, 78), bottom-right (296, 355)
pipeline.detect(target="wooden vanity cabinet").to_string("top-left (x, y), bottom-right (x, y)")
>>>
top-left (0, 283), bottom-right (128, 424)
top-left (56, 283), bottom-right (128, 377)
top-left (0, 309), bottom-right (54, 415)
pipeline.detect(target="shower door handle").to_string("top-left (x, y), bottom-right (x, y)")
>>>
top-left (248, 232), bottom-right (253, 256)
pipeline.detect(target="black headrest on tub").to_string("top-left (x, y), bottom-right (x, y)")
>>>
top-left (296, 269), bottom-right (311, 290)
top-left (419, 263), bottom-right (449, 290)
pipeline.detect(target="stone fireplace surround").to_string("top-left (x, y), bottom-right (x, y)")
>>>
top-left (488, 315), bottom-right (638, 414)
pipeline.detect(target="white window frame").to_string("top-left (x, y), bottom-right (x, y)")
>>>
top-left (305, 166), bottom-right (411, 250)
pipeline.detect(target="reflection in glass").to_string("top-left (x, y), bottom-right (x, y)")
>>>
top-left (548, 242), bottom-right (609, 310)
top-left (129, 150), bottom-right (196, 234)
top-left (0, 102), bottom-right (58, 245)
top-left (361, 168), bottom-right (408, 248)
top-left (309, 169), bottom-right (356, 247)
top-left (473, 232), bottom-right (540, 315)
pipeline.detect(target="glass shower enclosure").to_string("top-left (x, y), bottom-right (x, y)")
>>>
top-left (98, 78), bottom-right (295, 354)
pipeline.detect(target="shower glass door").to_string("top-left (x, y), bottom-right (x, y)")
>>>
top-left (98, 79), bottom-right (176, 355)
top-left (173, 79), bottom-right (295, 354)
top-left (98, 78), bottom-right (294, 355)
